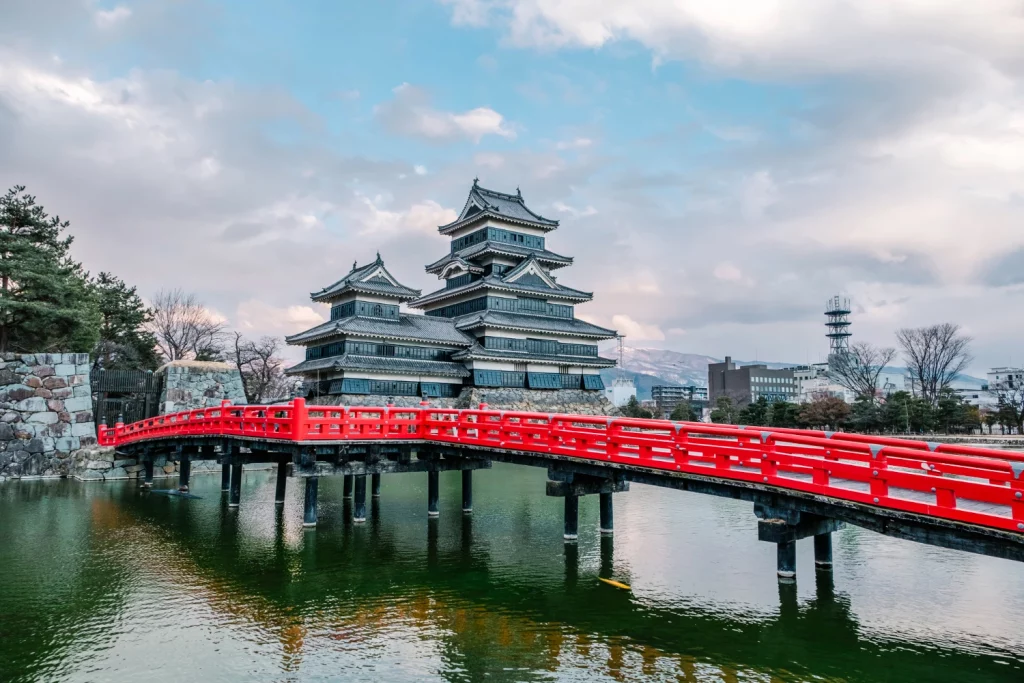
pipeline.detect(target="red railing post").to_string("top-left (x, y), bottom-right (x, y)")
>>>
top-left (868, 444), bottom-right (888, 502)
top-left (292, 397), bottom-right (307, 441)
top-left (761, 432), bottom-right (779, 481)
top-left (1010, 464), bottom-right (1024, 523)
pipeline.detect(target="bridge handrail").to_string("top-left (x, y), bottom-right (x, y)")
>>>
top-left (95, 400), bottom-right (1024, 534)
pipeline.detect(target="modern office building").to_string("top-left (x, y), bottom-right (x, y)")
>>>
top-left (651, 385), bottom-right (709, 416)
top-left (708, 356), bottom-right (798, 406)
top-left (988, 367), bottom-right (1023, 391)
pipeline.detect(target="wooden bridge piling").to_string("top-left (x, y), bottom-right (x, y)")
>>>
top-left (177, 450), bottom-right (191, 493)
top-left (220, 462), bottom-right (231, 492)
top-left (564, 494), bottom-right (579, 542)
top-left (303, 477), bottom-right (318, 527)
top-left (229, 463), bottom-right (243, 508)
top-left (275, 461), bottom-right (288, 505)
top-left (777, 541), bottom-right (797, 581)
top-left (354, 474), bottom-right (367, 523)
top-left (142, 458), bottom-right (154, 488)
top-left (427, 471), bottom-right (440, 517)
top-left (462, 470), bottom-right (473, 513)
top-left (371, 473), bottom-right (381, 498)
top-left (343, 474), bottom-right (353, 499)
top-left (599, 492), bottom-right (613, 535)
top-left (814, 533), bottom-right (833, 570)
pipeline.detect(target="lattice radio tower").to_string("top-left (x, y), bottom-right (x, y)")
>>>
top-left (825, 295), bottom-right (852, 356)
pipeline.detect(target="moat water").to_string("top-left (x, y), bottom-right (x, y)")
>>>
top-left (2, 463), bottom-right (1023, 682)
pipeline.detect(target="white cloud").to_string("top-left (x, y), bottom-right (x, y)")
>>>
top-left (740, 170), bottom-right (778, 220)
top-left (552, 200), bottom-right (597, 218)
top-left (555, 136), bottom-right (593, 150)
top-left (93, 5), bottom-right (131, 29)
top-left (474, 152), bottom-right (505, 168)
top-left (705, 124), bottom-right (759, 143)
top-left (374, 83), bottom-right (515, 143)
top-left (713, 263), bottom-right (744, 282)
top-left (445, 1), bottom-right (1024, 81)
top-left (611, 314), bottom-right (665, 341)
top-left (350, 195), bottom-right (457, 237)
top-left (235, 300), bottom-right (326, 334)
top-left (414, 164), bottom-right (428, 175)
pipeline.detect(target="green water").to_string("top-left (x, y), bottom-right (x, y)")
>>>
top-left (1, 463), bottom-right (1022, 682)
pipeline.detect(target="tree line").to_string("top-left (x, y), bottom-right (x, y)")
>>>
top-left (0, 186), bottom-right (291, 403)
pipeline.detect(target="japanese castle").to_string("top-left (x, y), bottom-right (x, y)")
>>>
top-left (286, 181), bottom-right (618, 398)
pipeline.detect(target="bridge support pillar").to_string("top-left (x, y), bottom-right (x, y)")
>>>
top-left (142, 458), bottom-right (154, 488)
top-left (371, 473), bottom-right (381, 498)
top-left (275, 461), bottom-right (288, 505)
top-left (564, 494), bottom-right (579, 542)
top-left (229, 463), bottom-right (243, 508)
top-left (777, 540), bottom-right (796, 580)
top-left (814, 533), bottom-right (833, 570)
top-left (427, 471), bottom-right (439, 517)
top-left (756, 505), bottom-right (844, 581)
top-left (343, 474), bottom-right (353, 499)
top-left (599, 492), bottom-right (613, 534)
top-left (303, 477), bottom-right (319, 527)
top-left (462, 470), bottom-right (473, 513)
top-left (220, 462), bottom-right (231, 492)
top-left (178, 452), bottom-right (191, 492)
top-left (354, 474), bottom-right (367, 523)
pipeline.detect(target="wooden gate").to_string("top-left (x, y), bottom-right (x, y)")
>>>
top-left (91, 369), bottom-right (162, 427)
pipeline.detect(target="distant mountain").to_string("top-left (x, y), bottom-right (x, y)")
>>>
top-left (599, 346), bottom-right (798, 389)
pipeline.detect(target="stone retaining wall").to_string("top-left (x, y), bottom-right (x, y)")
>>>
top-left (0, 353), bottom-right (96, 481)
top-left (158, 360), bottom-right (247, 413)
top-left (308, 388), bottom-right (615, 415)
top-left (68, 446), bottom-right (271, 482)
top-left (309, 394), bottom-right (458, 409)
top-left (455, 388), bottom-right (616, 415)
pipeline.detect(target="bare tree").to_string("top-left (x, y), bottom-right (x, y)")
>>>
top-left (896, 323), bottom-right (972, 405)
top-left (147, 289), bottom-right (225, 362)
top-left (991, 384), bottom-right (1024, 435)
top-left (233, 333), bottom-right (291, 403)
top-left (827, 342), bottom-right (898, 402)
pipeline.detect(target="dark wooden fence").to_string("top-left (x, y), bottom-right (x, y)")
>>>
top-left (91, 369), bottom-right (162, 427)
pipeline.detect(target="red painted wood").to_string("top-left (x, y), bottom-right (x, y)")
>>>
top-left (96, 402), bottom-right (1024, 534)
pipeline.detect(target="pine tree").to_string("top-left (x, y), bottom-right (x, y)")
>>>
top-left (92, 272), bottom-right (161, 370)
top-left (0, 186), bottom-right (100, 352)
top-left (669, 400), bottom-right (698, 422)
top-left (622, 395), bottom-right (653, 419)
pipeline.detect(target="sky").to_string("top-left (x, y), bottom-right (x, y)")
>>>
top-left (1, 1), bottom-right (1023, 373)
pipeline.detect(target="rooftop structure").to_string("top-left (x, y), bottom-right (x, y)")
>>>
top-left (825, 295), bottom-right (852, 357)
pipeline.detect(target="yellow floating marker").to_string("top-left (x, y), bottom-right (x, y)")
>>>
top-left (598, 577), bottom-right (631, 590)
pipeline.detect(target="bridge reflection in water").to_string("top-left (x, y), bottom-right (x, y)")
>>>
top-left (3, 466), bottom-right (1020, 682)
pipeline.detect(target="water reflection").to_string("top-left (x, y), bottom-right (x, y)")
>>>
top-left (1, 465), bottom-right (1023, 682)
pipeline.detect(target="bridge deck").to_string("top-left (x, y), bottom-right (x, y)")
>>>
top-left (99, 399), bottom-right (1024, 569)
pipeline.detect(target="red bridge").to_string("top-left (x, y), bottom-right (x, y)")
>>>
top-left (99, 398), bottom-right (1024, 580)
